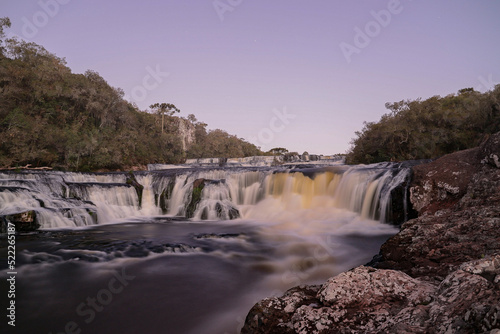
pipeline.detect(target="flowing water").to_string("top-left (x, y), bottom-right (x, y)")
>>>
top-left (0, 163), bottom-right (412, 333)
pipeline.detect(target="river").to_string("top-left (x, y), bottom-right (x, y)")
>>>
top-left (0, 163), bottom-right (409, 333)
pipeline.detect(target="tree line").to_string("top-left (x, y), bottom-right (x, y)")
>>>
top-left (346, 86), bottom-right (500, 164)
top-left (0, 18), bottom-right (262, 171)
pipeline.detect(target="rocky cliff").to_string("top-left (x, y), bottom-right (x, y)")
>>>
top-left (241, 133), bottom-right (500, 334)
top-left (176, 117), bottom-right (196, 151)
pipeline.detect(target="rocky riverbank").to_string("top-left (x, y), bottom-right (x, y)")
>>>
top-left (241, 133), bottom-right (500, 334)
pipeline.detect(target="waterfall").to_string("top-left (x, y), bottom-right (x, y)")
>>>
top-left (0, 163), bottom-right (413, 229)
top-left (166, 174), bottom-right (190, 216)
top-left (135, 174), bottom-right (161, 216)
top-left (0, 172), bottom-right (97, 228)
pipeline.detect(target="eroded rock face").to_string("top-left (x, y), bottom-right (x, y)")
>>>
top-left (176, 117), bottom-right (196, 151)
top-left (376, 154), bottom-right (500, 279)
top-left (242, 257), bottom-right (500, 334)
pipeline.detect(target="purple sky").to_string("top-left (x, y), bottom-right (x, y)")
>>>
top-left (2, 0), bottom-right (499, 154)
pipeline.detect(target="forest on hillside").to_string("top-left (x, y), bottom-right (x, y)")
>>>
top-left (0, 18), bottom-right (262, 171)
top-left (346, 86), bottom-right (500, 164)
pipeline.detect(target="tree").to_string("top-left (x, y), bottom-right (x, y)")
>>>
top-left (269, 147), bottom-right (288, 156)
top-left (0, 22), bottom-right (263, 170)
top-left (346, 86), bottom-right (500, 164)
top-left (0, 17), bottom-right (11, 56)
top-left (149, 103), bottom-right (180, 133)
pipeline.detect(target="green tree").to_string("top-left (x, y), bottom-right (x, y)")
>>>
top-left (149, 102), bottom-right (180, 133)
top-left (346, 86), bottom-right (500, 164)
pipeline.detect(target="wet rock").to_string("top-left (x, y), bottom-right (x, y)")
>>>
top-left (227, 206), bottom-right (240, 219)
top-left (126, 172), bottom-right (144, 207)
top-left (186, 178), bottom-right (240, 220)
top-left (214, 202), bottom-right (240, 220)
top-left (1, 210), bottom-right (40, 232)
top-left (387, 169), bottom-right (418, 225)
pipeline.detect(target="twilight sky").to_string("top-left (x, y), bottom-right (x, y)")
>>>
top-left (2, 0), bottom-right (499, 154)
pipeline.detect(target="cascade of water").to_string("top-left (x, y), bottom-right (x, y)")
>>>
top-left (67, 183), bottom-right (140, 222)
top-left (192, 182), bottom-right (237, 220)
top-left (166, 174), bottom-right (191, 216)
top-left (135, 174), bottom-right (161, 216)
top-left (0, 163), bottom-right (413, 229)
top-left (378, 167), bottom-right (412, 223)
top-left (0, 173), bottom-right (97, 228)
top-left (226, 171), bottom-right (266, 205)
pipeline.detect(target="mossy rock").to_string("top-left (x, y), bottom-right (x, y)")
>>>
top-left (215, 202), bottom-right (240, 220)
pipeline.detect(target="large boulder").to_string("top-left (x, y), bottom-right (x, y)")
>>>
top-left (409, 147), bottom-right (480, 215)
top-left (375, 202), bottom-right (500, 279)
top-left (241, 256), bottom-right (500, 334)
top-left (241, 285), bottom-right (320, 334)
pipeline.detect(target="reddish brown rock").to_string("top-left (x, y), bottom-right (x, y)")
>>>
top-left (409, 147), bottom-right (480, 215)
top-left (377, 143), bottom-right (500, 279)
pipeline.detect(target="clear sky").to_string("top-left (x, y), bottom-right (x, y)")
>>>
top-left (1, 0), bottom-right (499, 155)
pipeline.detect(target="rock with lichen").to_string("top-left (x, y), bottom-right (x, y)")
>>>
top-left (242, 256), bottom-right (500, 333)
